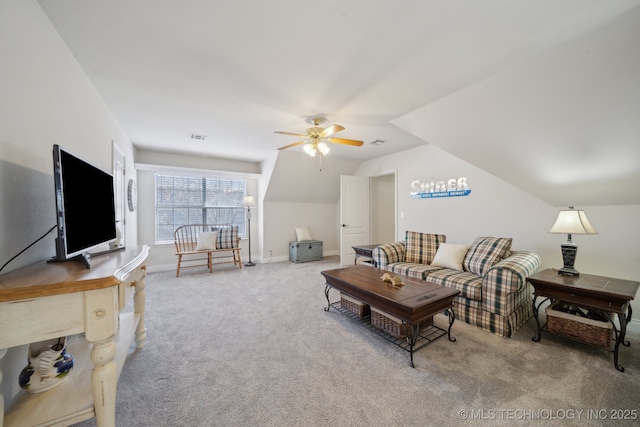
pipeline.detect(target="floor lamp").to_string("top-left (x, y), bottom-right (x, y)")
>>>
top-left (243, 195), bottom-right (256, 267)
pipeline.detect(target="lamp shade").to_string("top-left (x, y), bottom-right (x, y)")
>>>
top-left (242, 195), bottom-right (256, 208)
top-left (548, 209), bottom-right (597, 235)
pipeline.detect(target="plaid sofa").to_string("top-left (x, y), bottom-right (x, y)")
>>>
top-left (372, 231), bottom-right (541, 338)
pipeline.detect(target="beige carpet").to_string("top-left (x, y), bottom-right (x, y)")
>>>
top-left (76, 256), bottom-right (640, 426)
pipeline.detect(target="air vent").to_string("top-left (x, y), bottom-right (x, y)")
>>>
top-left (189, 133), bottom-right (207, 141)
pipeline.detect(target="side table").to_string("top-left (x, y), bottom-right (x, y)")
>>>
top-left (528, 268), bottom-right (639, 372)
top-left (351, 244), bottom-right (380, 267)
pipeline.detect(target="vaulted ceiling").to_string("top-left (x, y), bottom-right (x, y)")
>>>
top-left (38, 0), bottom-right (640, 206)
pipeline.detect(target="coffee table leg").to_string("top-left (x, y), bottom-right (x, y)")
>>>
top-left (324, 285), bottom-right (332, 311)
top-left (407, 323), bottom-right (419, 368)
top-left (447, 307), bottom-right (457, 342)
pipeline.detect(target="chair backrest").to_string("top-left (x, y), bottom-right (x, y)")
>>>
top-left (174, 224), bottom-right (238, 252)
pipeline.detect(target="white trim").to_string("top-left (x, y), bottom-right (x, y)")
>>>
top-left (135, 162), bottom-right (261, 179)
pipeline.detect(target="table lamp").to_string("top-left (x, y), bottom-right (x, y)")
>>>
top-left (548, 207), bottom-right (597, 276)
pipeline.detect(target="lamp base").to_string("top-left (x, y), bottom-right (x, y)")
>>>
top-left (245, 261), bottom-right (256, 267)
top-left (558, 266), bottom-right (579, 276)
top-left (558, 243), bottom-right (579, 276)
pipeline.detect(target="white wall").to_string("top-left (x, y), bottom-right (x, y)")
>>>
top-left (0, 0), bottom-right (138, 411)
top-left (356, 144), bottom-right (640, 326)
top-left (263, 201), bottom-right (340, 262)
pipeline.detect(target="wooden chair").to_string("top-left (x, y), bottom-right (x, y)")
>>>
top-left (174, 224), bottom-right (242, 276)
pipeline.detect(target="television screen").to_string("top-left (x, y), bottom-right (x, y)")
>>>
top-left (51, 144), bottom-right (116, 267)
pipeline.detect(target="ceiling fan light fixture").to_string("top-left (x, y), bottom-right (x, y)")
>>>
top-left (317, 142), bottom-right (330, 155)
top-left (303, 143), bottom-right (317, 157)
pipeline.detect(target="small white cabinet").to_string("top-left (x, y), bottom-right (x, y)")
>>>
top-left (0, 245), bottom-right (150, 427)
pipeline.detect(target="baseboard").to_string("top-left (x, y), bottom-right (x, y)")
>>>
top-left (149, 251), bottom-right (341, 271)
top-left (628, 319), bottom-right (640, 334)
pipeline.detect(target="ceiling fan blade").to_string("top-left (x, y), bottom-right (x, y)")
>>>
top-left (329, 137), bottom-right (364, 147)
top-left (274, 131), bottom-right (306, 137)
top-left (321, 124), bottom-right (345, 137)
top-left (277, 141), bottom-right (304, 150)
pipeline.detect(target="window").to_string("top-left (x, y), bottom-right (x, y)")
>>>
top-left (155, 174), bottom-right (247, 243)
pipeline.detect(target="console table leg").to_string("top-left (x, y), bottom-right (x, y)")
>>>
top-left (90, 338), bottom-right (117, 427)
top-left (613, 311), bottom-right (627, 372)
top-left (134, 267), bottom-right (147, 349)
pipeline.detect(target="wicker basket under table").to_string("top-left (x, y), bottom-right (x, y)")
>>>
top-left (340, 293), bottom-right (370, 317)
top-left (545, 305), bottom-right (612, 348)
top-left (371, 307), bottom-right (433, 339)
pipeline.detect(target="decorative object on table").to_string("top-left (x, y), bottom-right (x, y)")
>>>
top-left (19, 337), bottom-right (74, 393)
top-left (548, 206), bottom-right (597, 276)
top-left (243, 195), bottom-right (257, 266)
top-left (380, 272), bottom-right (404, 287)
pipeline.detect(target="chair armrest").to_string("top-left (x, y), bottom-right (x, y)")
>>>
top-left (372, 242), bottom-right (406, 269)
top-left (483, 251), bottom-right (542, 293)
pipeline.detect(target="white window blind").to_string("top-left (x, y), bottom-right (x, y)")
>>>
top-left (155, 174), bottom-right (246, 243)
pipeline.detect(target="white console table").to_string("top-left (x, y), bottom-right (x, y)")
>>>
top-left (0, 245), bottom-right (149, 427)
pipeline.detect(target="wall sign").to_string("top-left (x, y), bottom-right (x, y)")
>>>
top-left (410, 177), bottom-right (471, 199)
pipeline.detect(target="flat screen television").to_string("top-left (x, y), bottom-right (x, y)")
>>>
top-left (50, 144), bottom-right (117, 268)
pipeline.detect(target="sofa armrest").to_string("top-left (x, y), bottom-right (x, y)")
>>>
top-left (483, 251), bottom-right (542, 294)
top-left (372, 242), bottom-right (406, 269)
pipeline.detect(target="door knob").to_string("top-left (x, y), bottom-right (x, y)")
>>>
top-left (342, 224), bottom-right (348, 227)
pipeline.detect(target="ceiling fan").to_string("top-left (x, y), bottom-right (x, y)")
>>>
top-left (275, 117), bottom-right (364, 157)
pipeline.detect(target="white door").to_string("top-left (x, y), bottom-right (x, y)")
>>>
top-left (340, 175), bottom-right (369, 265)
top-left (112, 142), bottom-right (126, 248)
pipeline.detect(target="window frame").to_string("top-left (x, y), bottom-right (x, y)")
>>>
top-left (154, 172), bottom-right (248, 244)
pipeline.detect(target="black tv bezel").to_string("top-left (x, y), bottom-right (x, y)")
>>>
top-left (50, 144), bottom-right (118, 268)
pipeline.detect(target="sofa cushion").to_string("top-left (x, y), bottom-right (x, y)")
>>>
top-left (463, 236), bottom-right (512, 276)
top-left (431, 243), bottom-right (470, 271)
top-left (405, 231), bottom-right (446, 265)
top-left (424, 269), bottom-right (483, 301)
top-left (386, 263), bottom-right (444, 280)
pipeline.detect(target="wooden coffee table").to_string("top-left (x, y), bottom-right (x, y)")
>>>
top-left (321, 265), bottom-right (460, 367)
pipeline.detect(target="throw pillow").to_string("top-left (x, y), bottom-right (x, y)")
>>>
top-left (217, 226), bottom-right (239, 249)
top-left (295, 227), bottom-right (313, 242)
top-left (462, 236), bottom-right (512, 276)
top-left (195, 231), bottom-right (218, 251)
top-left (405, 231), bottom-right (446, 265)
top-left (431, 243), bottom-right (471, 271)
